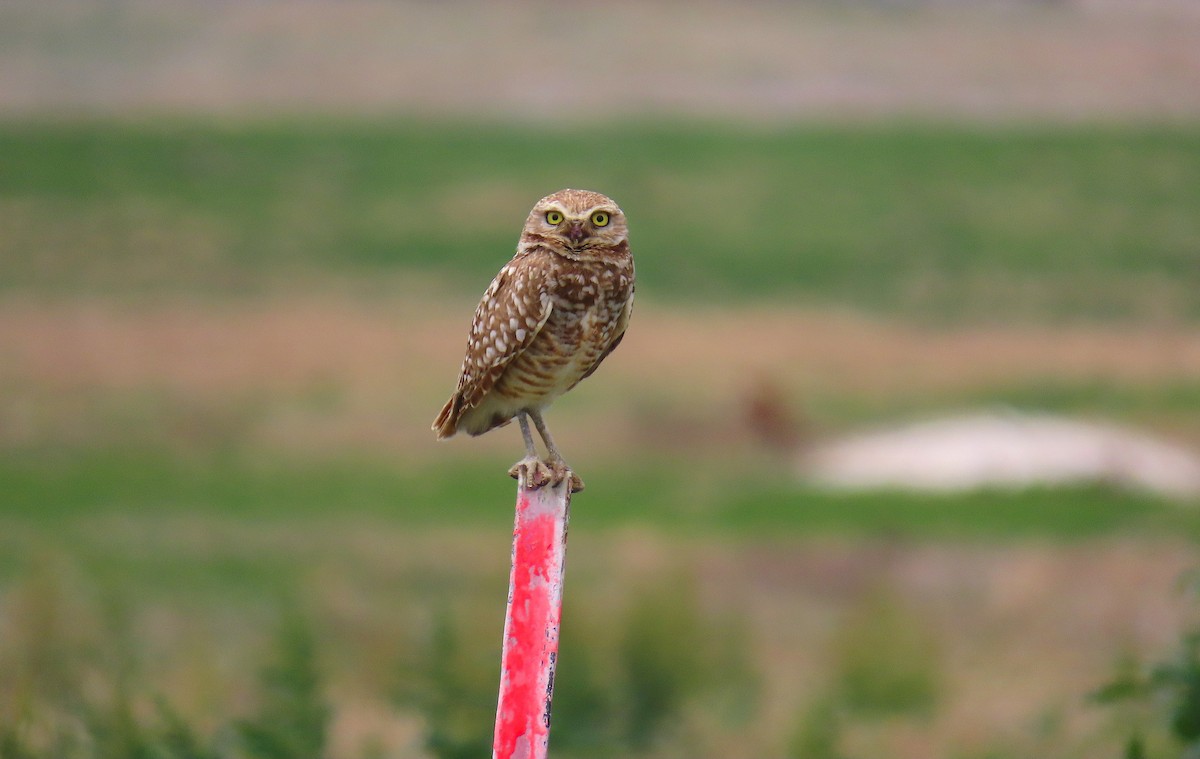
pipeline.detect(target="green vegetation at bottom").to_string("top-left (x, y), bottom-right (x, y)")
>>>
top-left (1, 447), bottom-right (1196, 759)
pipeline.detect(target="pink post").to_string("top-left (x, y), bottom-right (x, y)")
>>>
top-left (493, 479), bottom-right (572, 759)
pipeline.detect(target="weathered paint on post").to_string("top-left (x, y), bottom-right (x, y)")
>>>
top-left (493, 479), bottom-right (571, 759)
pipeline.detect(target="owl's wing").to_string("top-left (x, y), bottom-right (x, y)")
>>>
top-left (433, 259), bottom-right (552, 437)
top-left (578, 286), bottom-right (634, 383)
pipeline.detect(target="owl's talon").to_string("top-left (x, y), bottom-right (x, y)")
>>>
top-left (548, 459), bottom-right (585, 493)
top-left (508, 457), bottom-right (583, 493)
top-left (509, 457), bottom-right (553, 490)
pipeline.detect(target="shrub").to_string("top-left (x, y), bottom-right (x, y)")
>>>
top-left (399, 577), bottom-right (757, 759)
top-left (1094, 573), bottom-right (1200, 759)
top-left (237, 612), bottom-right (330, 759)
top-left (830, 589), bottom-right (941, 718)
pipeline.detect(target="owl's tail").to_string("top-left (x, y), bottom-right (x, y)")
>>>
top-left (432, 394), bottom-right (461, 440)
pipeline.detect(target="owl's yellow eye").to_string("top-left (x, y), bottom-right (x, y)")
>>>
top-left (545, 210), bottom-right (564, 225)
top-left (590, 211), bottom-right (610, 227)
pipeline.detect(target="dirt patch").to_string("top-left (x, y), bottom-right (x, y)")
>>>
top-left (2, 296), bottom-right (1198, 455)
top-left (620, 306), bottom-right (1200, 399)
top-left (1, 1), bottom-right (1199, 120)
top-left (4, 298), bottom-right (1198, 396)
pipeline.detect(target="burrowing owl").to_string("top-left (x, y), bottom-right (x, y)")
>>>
top-left (432, 189), bottom-right (635, 493)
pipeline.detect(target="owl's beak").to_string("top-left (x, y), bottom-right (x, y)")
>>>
top-left (565, 222), bottom-right (587, 244)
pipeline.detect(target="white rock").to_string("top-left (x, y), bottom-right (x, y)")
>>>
top-left (799, 411), bottom-right (1200, 500)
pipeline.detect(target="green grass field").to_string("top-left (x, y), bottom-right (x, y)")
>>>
top-left (3, 118), bottom-right (1200, 758)
top-left (1, 449), bottom-right (1196, 540)
top-left (6, 118), bottom-right (1198, 537)
top-left (3, 120), bottom-right (1199, 319)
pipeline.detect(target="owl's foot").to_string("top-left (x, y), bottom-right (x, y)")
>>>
top-left (508, 457), bottom-right (584, 493)
top-left (549, 458), bottom-right (585, 494)
top-left (509, 456), bottom-right (553, 490)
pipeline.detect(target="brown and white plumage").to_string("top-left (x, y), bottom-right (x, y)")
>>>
top-left (432, 189), bottom-right (635, 492)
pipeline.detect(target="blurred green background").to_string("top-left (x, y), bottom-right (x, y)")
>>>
top-left (2, 2), bottom-right (1200, 758)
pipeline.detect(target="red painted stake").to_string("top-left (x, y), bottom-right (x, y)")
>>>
top-left (493, 479), bottom-right (572, 759)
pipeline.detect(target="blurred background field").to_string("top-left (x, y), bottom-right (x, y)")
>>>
top-left (2, 1), bottom-right (1200, 758)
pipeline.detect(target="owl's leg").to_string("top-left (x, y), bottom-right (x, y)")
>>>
top-left (508, 411), bottom-right (553, 490)
top-left (530, 409), bottom-right (584, 493)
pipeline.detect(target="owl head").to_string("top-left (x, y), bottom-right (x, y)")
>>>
top-left (524, 188), bottom-right (627, 256)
